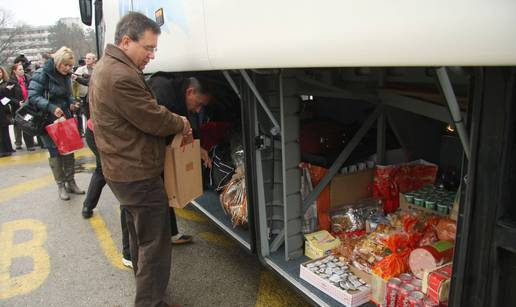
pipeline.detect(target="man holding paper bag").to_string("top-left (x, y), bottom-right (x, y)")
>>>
top-left (89, 12), bottom-right (190, 307)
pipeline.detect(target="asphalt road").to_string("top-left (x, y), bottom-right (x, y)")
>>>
top-left (0, 142), bottom-right (309, 307)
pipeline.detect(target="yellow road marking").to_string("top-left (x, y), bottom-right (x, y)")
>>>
top-left (175, 207), bottom-right (207, 222)
top-left (0, 175), bottom-right (54, 204)
top-left (0, 219), bottom-right (50, 300)
top-left (89, 213), bottom-right (130, 271)
top-left (0, 148), bottom-right (93, 168)
top-left (255, 271), bottom-right (309, 307)
top-left (198, 231), bottom-right (235, 248)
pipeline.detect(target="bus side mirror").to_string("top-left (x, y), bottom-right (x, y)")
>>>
top-left (79, 0), bottom-right (93, 26)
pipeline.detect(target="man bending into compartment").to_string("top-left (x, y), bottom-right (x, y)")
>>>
top-left (89, 12), bottom-right (190, 307)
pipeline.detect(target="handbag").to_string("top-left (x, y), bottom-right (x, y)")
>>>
top-left (14, 102), bottom-right (48, 136)
top-left (45, 117), bottom-right (84, 155)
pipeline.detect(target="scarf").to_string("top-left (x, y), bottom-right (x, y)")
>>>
top-left (17, 75), bottom-right (28, 101)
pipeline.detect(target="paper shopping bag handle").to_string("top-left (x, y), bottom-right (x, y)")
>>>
top-left (171, 134), bottom-right (195, 148)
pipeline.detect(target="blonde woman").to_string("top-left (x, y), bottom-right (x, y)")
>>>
top-left (28, 47), bottom-right (84, 200)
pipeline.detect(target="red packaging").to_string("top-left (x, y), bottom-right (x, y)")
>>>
top-left (45, 117), bottom-right (84, 155)
top-left (409, 241), bottom-right (454, 279)
top-left (423, 297), bottom-right (439, 307)
top-left (408, 291), bottom-right (425, 307)
top-left (385, 277), bottom-right (402, 307)
top-left (427, 265), bottom-right (452, 303)
top-left (397, 283), bottom-right (416, 307)
top-left (410, 278), bottom-right (423, 291)
top-left (399, 273), bottom-right (414, 284)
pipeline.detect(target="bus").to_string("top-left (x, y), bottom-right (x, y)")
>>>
top-left (79, 1), bottom-right (516, 306)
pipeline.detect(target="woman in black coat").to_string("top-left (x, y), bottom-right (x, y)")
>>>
top-left (0, 66), bottom-right (15, 156)
top-left (10, 63), bottom-right (35, 151)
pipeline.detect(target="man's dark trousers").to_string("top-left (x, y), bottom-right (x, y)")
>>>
top-left (107, 176), bottom-right (171, 307)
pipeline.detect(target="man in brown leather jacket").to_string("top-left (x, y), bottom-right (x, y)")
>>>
top-left (89, 12), bottom-right (190, 307)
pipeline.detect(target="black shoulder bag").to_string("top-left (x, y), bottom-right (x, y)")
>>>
top-left (14, 101), bottom-right (49, 136)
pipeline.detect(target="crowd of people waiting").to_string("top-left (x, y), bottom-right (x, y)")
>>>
top-left (0, 17), bottom-right (221, 304)
top-left (0, 52), bottom-right (91, 156)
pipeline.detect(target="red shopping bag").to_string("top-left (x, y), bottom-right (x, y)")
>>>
top-left (45, 117), bottom-right (84, 155)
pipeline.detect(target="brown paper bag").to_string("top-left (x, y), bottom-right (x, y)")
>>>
top-left (164, 134), bottom-right (203, 208)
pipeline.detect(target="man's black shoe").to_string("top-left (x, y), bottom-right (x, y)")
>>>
top-left (82, 206), bottom-right (93, 219)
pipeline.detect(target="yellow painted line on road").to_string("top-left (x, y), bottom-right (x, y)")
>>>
top-left (89, 213), bottom-right (130, 271)
top-left (198, 231), bottom-right (235, 248)
top-left (0, 148), bottom-right (93, 168)
top-left (255, 271), bottom-right (309, 307)
top-left (175, 207), bottom-right (207, 222)
top-left (0, 175), bottom-right (54, 204)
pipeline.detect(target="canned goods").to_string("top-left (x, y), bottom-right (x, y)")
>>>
top-left (405, 194), bottom-right (415, 204)
top-left (410, 278), bottom-right (423, 291)
top-left (397, 283), bottom-right (416, 307)
top-left (437, 203), bottom-right (449, 214)
top-left (414, 198), bottom-right (425, 206)
top-left (399, 273), bottom-right (414, 284)
top-left (408, 290), bottom-right (425, 307)
top-left (422, 297), bottom-right (439, 307)
top-left (385, 277), bottom-right (402, 307)
top-left (425, 200), bottom-right (437, 210)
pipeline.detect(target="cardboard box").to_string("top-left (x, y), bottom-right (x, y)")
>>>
top-left (370, 273), bottom-right (388, 306)
top-left (304, 231), bottom-right (341, 259)
top-left (330, 169), bottom-right (374, 208)
top-left (300, 256), bottom-right (372, 307)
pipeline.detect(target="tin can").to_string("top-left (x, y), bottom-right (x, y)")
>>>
top-left (425, 200), bottom-right (437, 210)
top-left (414, 197), bottom-right (425, 206)
top-left (399, 273), bottom-right (414, 284)
top-left (437, 203), bottom-right (449, 214)
top-left (422, 297), bottom-right (439, 307)
top-left (385, 277), bottom-right (402, 307)
top-left (408, 290), bottom-right (425, 307)
top-left (397, 283), bottom-right (416, 307)
top-left (410, 278), bottom-right (423, 291)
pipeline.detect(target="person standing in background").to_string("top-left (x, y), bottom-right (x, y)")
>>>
top-left (74, 53), bottom-right (96, 120)
top-left (28, 47), bottom-right (85, 200)
top-left (10, 63), bottom-right (35, 151)
top-left (0, 67), bottom-right (15, 157)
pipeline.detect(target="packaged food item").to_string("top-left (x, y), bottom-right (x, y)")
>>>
top-left (331, 208), bottom-right (365, 233)
top-left (397, 283), bottom-right (416, 307)
top-left (427, 264), bottom-right (452, 303)
top-left (334, 234), bottom-right (364, 261)
top-left (408, 290), bottom-right (425, 307)
top-left (409, 241), bottom-right (454, 279)
top-left (304, 231), bottom-right (341, 259)
top-left (436, 218), bottom-right (457, 242)
top-left (372, 233), bottom-right (412, 279)
top-left (410, 278), bottom-right (423, 291)
top-left (422, 297), bottom-right (439, 307)
top-left (398, 273), bottom-right (413, 284)
top-left (385, 277), bottom-right (402, 307)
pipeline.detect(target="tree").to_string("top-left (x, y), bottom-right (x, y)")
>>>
top-left (0, 9), bottom-right (27, 66)
top-left (48, 21), bottom-right (96, 62)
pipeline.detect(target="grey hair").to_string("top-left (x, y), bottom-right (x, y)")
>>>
top-left (114, 11), bottom-right (161, 45)
top-left (187, 77), bottom-right (202, 92)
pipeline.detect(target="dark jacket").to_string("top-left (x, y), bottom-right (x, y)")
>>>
top-left (9, 73), bottom-right (30, 105)
top-left (28, 58), bottom-right (74, 122)
top-left (89, 44), bottom-right (185, 182)
top-left (0, 80), bottom-right (13, 127)
top-left (147, 74), bottom-right (198, 143)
